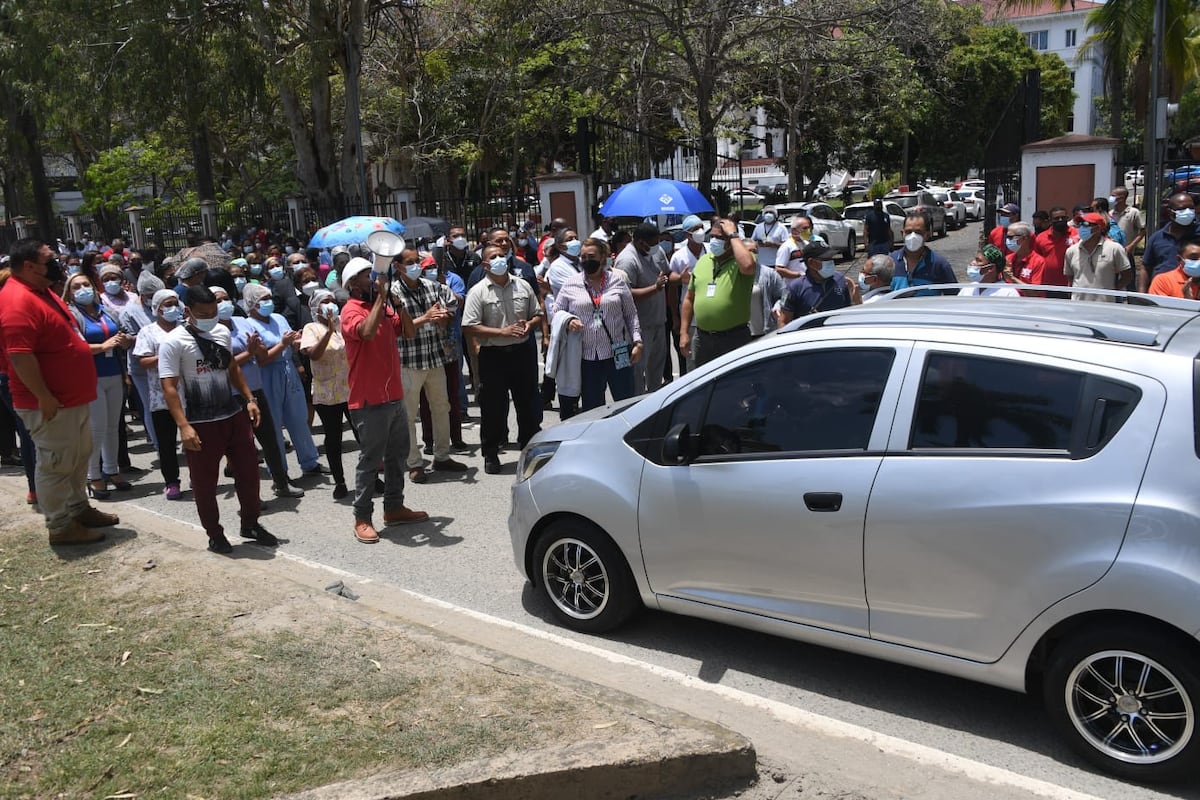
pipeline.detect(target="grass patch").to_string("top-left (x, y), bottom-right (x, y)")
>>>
top-left (0, 523), bottom-right (583, 799)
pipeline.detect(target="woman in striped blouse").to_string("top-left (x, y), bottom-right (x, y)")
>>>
top-left (550, 238), bottom-right (643, 418)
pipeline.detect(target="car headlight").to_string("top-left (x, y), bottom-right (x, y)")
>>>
top-left (518, 441), bottom-right (560, 482)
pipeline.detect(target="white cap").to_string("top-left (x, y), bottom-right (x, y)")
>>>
top-left (341, 256), bottom-right (373, 287)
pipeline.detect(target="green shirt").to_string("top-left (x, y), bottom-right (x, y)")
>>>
top-left (688, 252), bottom-right (755, 332)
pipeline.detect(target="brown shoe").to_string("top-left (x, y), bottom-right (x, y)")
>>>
top-left (432, 457), bottom-right (468, 472)
top-left (407, 468), bottom-right (427, 484)
top-left (76, 506), bottom-right (119, 528)
top-left (384, 506), bottom-right (429, 526)
top-left (354, 520), bottom-right (379, 544)
top-left (49, 522), bottom-right (105, 546)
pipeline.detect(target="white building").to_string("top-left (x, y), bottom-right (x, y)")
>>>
top-left (974, 0), bottom-right (1107, 136)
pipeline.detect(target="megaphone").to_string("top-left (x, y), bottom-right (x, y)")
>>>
top-left (366, 230), bottom-right (406, 276)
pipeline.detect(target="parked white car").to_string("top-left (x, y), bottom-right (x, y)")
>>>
top-left (841, 201), bottom-right (905, 245)
top-left (772, 202), bottom-right (858, 259)
top-left (955, 188), bottom-right (986, 220)
top-left (928, 189), bottom-right (968, 229)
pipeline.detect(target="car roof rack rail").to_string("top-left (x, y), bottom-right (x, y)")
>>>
top-left (882, 283), bottom-right (1200, 309)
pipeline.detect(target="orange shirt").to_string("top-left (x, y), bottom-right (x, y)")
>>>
top-left (1147, 266), bottom-right (1200, 299)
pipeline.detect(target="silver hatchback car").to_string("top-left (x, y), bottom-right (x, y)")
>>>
top-left (510, 293), bottom-right (1200, 783)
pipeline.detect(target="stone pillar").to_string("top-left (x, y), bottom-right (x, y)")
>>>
top-left (126, 206), bottom-right (146, 250)
top-left (65, 214), bottom-right (83, 243)
top-left (534, 172), bottom-right (592, 235)
top-left (285, 196), bottom-right (305, 236)
top-left (199, 200), bottom-right (219, 239)
top-left (390, 187), bottom-right (416, 221)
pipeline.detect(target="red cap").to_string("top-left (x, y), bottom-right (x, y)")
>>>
top-left (1079, 212), bottom-right (1106, 227)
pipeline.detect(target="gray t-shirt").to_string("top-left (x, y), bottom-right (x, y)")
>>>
top-left (614, 245), bottom-right (668, 327)
top-left (158, 325), bottom-right (241, 424)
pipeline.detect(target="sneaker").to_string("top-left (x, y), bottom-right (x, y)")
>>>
top-left (239, 523), bottom-right (278, 546)
top-left (303, 464), bottom-right (331, 475)
top-left (383, 506), bottom-right (429, 526)
top-left (354, 520), bottom-right (379, 543)
top-left (207, 533), bottom-right (234, 554)
top-left (422, 443), bottom-right (433, 456)
top-left (48, 522), bottom-right (105, 546)
top-left (484, 457), bottom-right (502, 475)
top-left (332, 483), bottom-right (348, 500)
top-left (273, 482), bottom-right (305, 499)
top-left (408, 468), bottom-right (427, 484)
top-left (432, 458), bottom-right (468, 473)
top-left (26, 491), bottom-right (36, 505)
top-left (76, 506), bottom-right (119, 528)
top-left (164, 482), bottom-right (183, 500)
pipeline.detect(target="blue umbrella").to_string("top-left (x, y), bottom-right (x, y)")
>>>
top-left (307, 215), bottom-right (406, 249)
top-left (599, 178), bottom-right (714, 217)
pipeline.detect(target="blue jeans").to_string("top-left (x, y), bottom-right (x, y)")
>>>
top-left (0, 373), bottom-right (36, 493)
top-left (580, 357), bottom-right (634, 413)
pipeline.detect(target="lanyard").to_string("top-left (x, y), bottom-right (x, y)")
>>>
top-left (585, 273), bottom-right (607, 308)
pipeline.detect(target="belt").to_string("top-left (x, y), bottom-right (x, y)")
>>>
top-left (699, 323), bottom-right (749, 336)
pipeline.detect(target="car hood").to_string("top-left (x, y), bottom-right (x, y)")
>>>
top-left (532, 396), bottom-right (642, 443)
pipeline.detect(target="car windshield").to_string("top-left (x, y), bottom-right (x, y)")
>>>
top-left (892, 196), bottom-right (919, 208)
top-left (842, 207), bottom-right (869, 220)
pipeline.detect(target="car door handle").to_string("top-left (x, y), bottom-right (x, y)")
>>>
top-left (804, 492), bottom-right (843, 512)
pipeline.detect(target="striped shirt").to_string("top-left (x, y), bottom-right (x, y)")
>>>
top-left (551, 271), bottom-right (642, 361)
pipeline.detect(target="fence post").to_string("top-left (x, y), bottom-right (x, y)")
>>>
top-left (64, 214), bottom-right (83, 244)
top-left (126, 206), bottom-right (146, 250)
top-left (12, 217), bottom-right (31, 239)
top-left (390, 187), bottom-right (415, 220)
top-left (285, 196), bottom-right (305, 236)
top-left (199, 200), bottom-right (219, 239)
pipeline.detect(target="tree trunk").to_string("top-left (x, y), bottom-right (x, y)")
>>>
top-left (11, 103), bottom-right (55, 239)
top-left (191, 120), bottom-right (216, 203)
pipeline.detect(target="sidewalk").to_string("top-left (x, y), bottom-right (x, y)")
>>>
top-left (0, 479), bottom-right (755, 800)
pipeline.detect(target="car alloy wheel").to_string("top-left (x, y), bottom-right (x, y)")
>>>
top-left (1046, 626), bottom-right (1200, 782)
top-left (533, 520), bottom-right (639, 633)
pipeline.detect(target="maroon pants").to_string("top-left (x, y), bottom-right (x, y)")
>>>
top-left (185, 412), bottom-right (261, 539)
top-left (420, 360), bottom-right (462, 447)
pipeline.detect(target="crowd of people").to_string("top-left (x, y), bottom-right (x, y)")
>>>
top-left (1, 181), bottom-right (1196, 552)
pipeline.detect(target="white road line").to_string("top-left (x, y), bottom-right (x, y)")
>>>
top-left (259, 547), bottom-right (1104, 800)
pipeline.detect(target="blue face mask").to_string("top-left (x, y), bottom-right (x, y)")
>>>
top-left (966, 265), bottom-right (983, 282)
top-left (818, 261), bottom-right (836, 279)
top-left (256, 300), bottom-right (275, 317)
top-left (998, 216), bottom-right (1010, 228)
top-left (1183, 259), bottom-right (1200, 278)
top-left (161, 305), bottom-right (183, 323)
top-left (191, 315), bottom-right (219, 332)
top-left (73, 287), bottom-right (95, 306)
top-left (564, 240), bottom-right (582, 257)
top-left (857, 272), bottom-right (870, 290)
top-left (250, 264), bottom-right (263, 276)
top-left (1005, 237), bottom-right (1019, 253)
top-left (268, 266), bottom-right (285, 281)
top-left (489, 256), bottom-right (509, 276)
top-left (1077, 225), bottom-right (1093, 242)
top-left (709, 238), bottom-right (727, 257)
top-left (234, 277), bottom-right (247, 292)
top-left (103, 280), bottom-right (122, 295)
top-left (217, 300), bottom-right (234, 320)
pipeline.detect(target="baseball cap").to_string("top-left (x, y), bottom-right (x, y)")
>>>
top-left (1079, 212), bottom-right (1106, 227)
top-left (1000, 203), bottom-right (1020, 216)
top-left (802, 241), bottom-right (838, 260)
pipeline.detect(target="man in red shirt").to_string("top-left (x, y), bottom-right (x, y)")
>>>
top-left (0, 239), bottom-right (118, 545)
top-left (1033, 206), bottom-right (1072, 287)
top-left (340, 257), bottom-right (428, 544)
top-left (1005, 221), bottom-right (1049, 295)
top-left (987, 203), bottom-right (1020, 250)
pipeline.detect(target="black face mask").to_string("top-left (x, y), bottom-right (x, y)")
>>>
top-left (581, 258), bottom-right (602, 275)
top-left (43, 257), bottom-right (65, 283)
top-left (1052, 219), bottom-right (1069, 233)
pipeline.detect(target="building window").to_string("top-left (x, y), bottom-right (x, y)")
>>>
top-left (1026, 30), bottom-right (1049, 51)
top-left (1065, 29), bottom-right (1077, 47)
top-left (1066, 113), bottom-right (1075, 133)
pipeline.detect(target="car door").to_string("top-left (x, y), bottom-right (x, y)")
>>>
top-left (885, 203), bottom-right (906, 239)
top-left (637, 342), bottom-right (911, 635)
top-left (864, 344), bottom-right (1162, 662)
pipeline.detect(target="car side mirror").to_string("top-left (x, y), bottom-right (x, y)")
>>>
top-left (662, 422), bottom-right (696, 465)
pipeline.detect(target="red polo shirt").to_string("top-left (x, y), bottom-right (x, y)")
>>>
top-left (1033, 229), bottom-right (1071, 286)
top-left (0, 277), bottom-right (97, 409)
top-left (340, 296), bottom-right (406, 409)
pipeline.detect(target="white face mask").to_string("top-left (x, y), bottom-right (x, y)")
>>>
top-left (690, 229), bottom-right (705, 244)
top-left (904, 232), bottom-right (924, 253)
top-left (857, 272), bottom-right (870, 290)
top-left (301, 281), bottom-right (319, 296)
top-left (321, 302), bottom-right (340, 318)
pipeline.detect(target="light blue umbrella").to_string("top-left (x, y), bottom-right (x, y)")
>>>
top-left (307, 215), bottom-right (406, 249)
top-left (599, 178), bottom-right (714, 217)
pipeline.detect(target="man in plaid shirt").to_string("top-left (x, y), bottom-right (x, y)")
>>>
top-left (391, 248), bottom-right (468, 483)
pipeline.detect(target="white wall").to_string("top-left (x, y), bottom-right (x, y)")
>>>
top-left (1006, 9), bottom-right (1104, 135)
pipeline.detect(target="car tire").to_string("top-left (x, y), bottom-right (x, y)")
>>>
top-left (533, 519), bottom-right (641, 634)
top-left (1044, 624), bottom-right (1200, 782)
top-left (938, 217), bottom-right (947, 238)
top-left (843, 232), bottom-right (856, 261)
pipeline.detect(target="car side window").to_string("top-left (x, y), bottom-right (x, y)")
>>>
top-left (911, 354), bottom-right (1083, 450)
top-left (696, 349), bottom-right (895, 458)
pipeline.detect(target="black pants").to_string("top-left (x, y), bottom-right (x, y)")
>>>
top-left (151, 409), bottom-right (180, 485)
top-left (694, 324), bottom-right (753, 367)
top-left (252, 388), bottom-right (289, 487)
top-left (478, 344), bottom-right (541, 459)
top-left (314, 402), bottom-right (348, 485)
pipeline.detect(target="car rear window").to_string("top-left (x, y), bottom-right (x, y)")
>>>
top-left (892, 196), bottom-right (918, 208)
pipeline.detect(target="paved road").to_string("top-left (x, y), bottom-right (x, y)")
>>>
top-left (101, 224), bottom-right (1198, 800)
